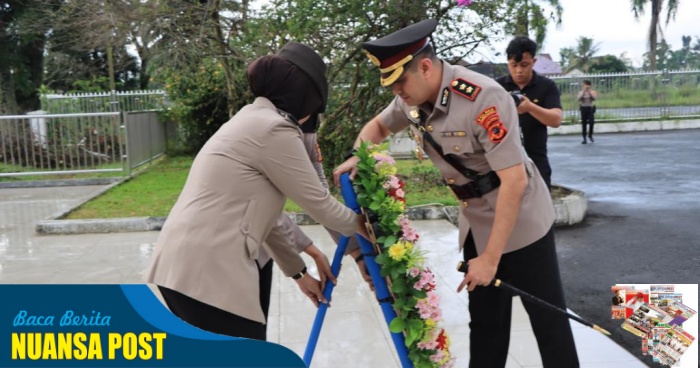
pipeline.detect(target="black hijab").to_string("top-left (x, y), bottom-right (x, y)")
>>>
top-left (246, 55), bottom-right (323, 120)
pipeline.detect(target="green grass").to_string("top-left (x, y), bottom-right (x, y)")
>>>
top-left (65, 155), bottom-right (457, 219)
top-left (65, 156), bottom-right (191, 219)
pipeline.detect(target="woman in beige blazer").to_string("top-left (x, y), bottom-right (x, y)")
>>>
top-left (146, 42), bottom-right (363, 340)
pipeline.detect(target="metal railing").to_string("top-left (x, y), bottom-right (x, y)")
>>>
top-left (551, 69), bottom-right (700, 123)
top-left (41, 90), bottom-right (168, 114)
top-left (124, 112), bottom-right (167, 176)
top-left (0, 112), bottom-right (124, 177)
top-left (1, 111), bottom-right (166, 178)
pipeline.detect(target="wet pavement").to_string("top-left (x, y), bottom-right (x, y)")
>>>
top-left (548, 129), bottom-right (700, 366)
top-left (1, 129), bottom-right (699, 366)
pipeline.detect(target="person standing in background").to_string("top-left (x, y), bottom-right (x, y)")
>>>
top-left (578, 80), bottom-right (597, 144)
top-left (496, 36), bottom-right (563, 190)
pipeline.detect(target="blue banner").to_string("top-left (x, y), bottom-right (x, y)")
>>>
top-left (0, 285), bottom-right (305, 367)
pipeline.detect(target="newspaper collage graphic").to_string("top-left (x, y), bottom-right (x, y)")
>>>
top-left (612, 284), bottom-right (698, 367)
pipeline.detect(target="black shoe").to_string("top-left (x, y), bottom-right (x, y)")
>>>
top-left (582, 140), bottom-right (587, 144)
top-left (589, 136), bottom-right (594, 142)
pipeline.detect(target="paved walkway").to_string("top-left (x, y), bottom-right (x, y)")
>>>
top-left (0, 186), bottom-right (647, 367)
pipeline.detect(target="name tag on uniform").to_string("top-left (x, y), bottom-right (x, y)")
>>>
top-left (441, 131), bottom-right (467, 137)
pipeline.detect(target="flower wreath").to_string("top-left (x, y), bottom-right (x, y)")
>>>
top-left (354, 141), bottom-right (454, 367)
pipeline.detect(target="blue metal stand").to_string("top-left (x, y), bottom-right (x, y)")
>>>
top-left (303, 173), bottom-right (412, 368)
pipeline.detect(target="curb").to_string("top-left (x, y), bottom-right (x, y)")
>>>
top-left (548, 119), bottom-right (700, 136)
top-left (0, 177), bottom-right (122, 189)
top-left (36, 217), bottom-right (166, 235)
top-left (35, 184), bottom-right (587, 235)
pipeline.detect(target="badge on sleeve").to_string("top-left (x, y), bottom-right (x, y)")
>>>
top-left (450, 79), bottom-right (481, 101)
top-left (476, 106), bottom-right (508, 143)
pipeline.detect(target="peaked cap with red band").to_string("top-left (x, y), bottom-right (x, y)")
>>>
top-left (361, 19), bottom-right (438, 87)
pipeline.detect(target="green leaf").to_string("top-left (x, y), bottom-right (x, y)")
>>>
top-left (389, 317), bottom-right (406, 333)
top-left (391, 280), bottom-right (406, 294)
top-left (411, 289), bottom-right (427, 299)
top-left (383, 235), bottom-right (397, 247)
top-left (409, 318), bottom-right (424, 331)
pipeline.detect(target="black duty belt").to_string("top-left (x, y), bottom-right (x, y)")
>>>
top-left (447, 171), bottom-right (501, 200)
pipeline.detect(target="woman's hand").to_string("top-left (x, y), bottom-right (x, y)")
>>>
top-left (355, 214), bottom-right (371, 241)
top-left (295, 273), bottom-right (328, 308)
top-left (304, 244), bottom-right (335, 288)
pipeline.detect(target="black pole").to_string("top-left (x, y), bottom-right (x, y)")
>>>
top-left (457, 261), bottom-right (610, 336)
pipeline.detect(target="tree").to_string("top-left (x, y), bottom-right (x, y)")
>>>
top-left (247, 0), bottom-right (517, 179)
top-left (505, 0), bottom-right (563, 47)
top-left (560, 36), bottom-right (601, 73)
top-left (0, 0), bottom-right (59, 113)
top-left (588, 55), bottom-right (629, 74)
top-left (631, 0), bottom-right (679, 71)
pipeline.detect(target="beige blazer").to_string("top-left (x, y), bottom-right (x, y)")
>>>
top-left (145, 97), bottom-right (357, 324)
top-left (379, 62), bottom-right (554, 255)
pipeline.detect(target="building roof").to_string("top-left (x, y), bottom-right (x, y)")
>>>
top-left (534, 54), bottom-right (562, 75)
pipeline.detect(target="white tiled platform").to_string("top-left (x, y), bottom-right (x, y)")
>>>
top-left (0, 185), bottom-right (649, 367)
top-left (267, 221), bottom-right (649, 368)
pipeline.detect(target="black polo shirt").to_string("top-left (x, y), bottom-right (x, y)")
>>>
top-left (495, 71), bottom-right (561, 188)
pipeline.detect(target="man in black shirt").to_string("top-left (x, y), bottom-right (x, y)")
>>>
top-left (496, 36), bottom-right (562, 190)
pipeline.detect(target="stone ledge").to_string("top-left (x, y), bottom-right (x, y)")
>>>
top-left (36, 217), bottom-right (166, 235)
top-left (36, 184), bottom-right (586, 235)
top-left (0, 177), bottom-right (122, 189)
top-left (548, 119), bottom-right (700, 136)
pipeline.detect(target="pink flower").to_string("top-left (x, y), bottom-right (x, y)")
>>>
top-left (409, 267), bottom-right (421, 277)
top-left (387, 175), bottom-right (401, 189)
top-left (418, 340), bottom-right (438, 350)
top-left (416, 269), bottom-right (435, 291)
top-left (457, 0), bottom-right (472, 6)
top-left (416, 299), bottom-right (430, 316)
top-left (430, 349), bottom-right (446, 363)
top-left (395, 188), bottom-right (405, 198)
top-left (372, 152), bottom-right (396, 165)
top-left (402, 227), bottom-right (419, 242)
top-left (427, 291), bottom-right (441, 307)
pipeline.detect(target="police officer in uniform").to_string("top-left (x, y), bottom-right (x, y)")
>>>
top-left (333, 20), bottom-right (579, 367)
top-left (495, 36), bottom-right (562, 190)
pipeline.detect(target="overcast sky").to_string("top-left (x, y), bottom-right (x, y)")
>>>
top-left (469, 0), bottom-right (700, 67)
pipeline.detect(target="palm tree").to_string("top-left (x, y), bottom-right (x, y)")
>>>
top-left (505, 0), bottom-right (563, 48)
top-left (561, 36), bottom-right (601, 73)
top-left (631, 0), bottom-right (679, 71)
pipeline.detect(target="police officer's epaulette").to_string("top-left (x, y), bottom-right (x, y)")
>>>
top-left (450, 78), bottom-right (481, 101)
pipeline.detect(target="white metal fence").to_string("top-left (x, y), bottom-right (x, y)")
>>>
top-left (551, 69), bottom-right (700, 122)
top-left (0, 112), bottom-right (124, 177)
top-left (0, 110), bottom-right (166, 178)
top-left (40, 90), bottom-right (168, 114)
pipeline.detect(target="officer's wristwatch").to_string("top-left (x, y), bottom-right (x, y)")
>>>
top-left (291, 266), bottom-right (307, 280)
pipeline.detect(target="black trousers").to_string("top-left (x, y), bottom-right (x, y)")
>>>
top-left (158, 260), bottom-right (274, 340)
top-left (463, 229), bottom-right (579, 368)
top-left (580, 106), bottom-right (595, 139)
